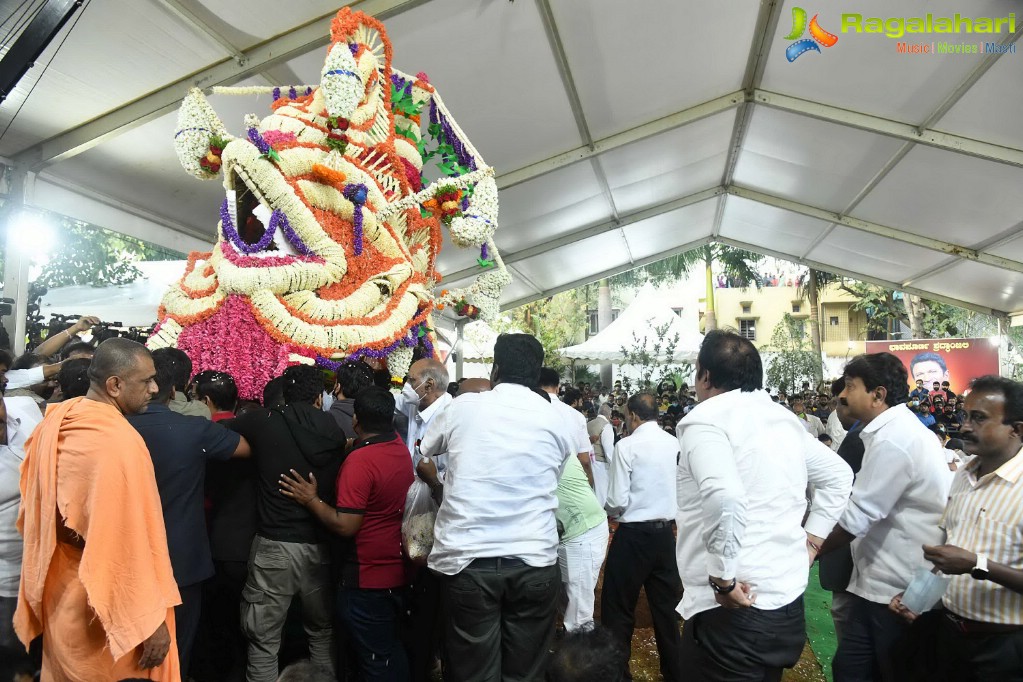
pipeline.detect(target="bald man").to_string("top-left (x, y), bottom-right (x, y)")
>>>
top-left (15, 338), bottom-right (182, 681)
top-left (455, 378), bottom-right (492, 396)
top-left (395, 358), bottom-right (452, 464)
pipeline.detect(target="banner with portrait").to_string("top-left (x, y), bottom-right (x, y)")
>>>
top-left (864, 338), bottom-right (999, 395)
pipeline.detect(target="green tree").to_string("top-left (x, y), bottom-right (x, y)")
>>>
top-left (766, 313), bottom-right (822, 394)
top-left (34, 218), bottom-right (181, 288)
top-left (501, 289), bottom-right (588, 373)
top-left (617, 321), bottom-right (690, 393)
top-left (798, 268), bottom-right (840, 385)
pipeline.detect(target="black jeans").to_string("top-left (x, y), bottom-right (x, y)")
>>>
top-left (932, 613), bottom-right (1023, 682)
top-left (601, 522), bottom-right (683, 681)
top-left (336, 587), bottom-right (409, 681)
top-left (441, 559), bottom-right (560, 682)
top-left (681, 597), bottom-right (806, 682)
top-left (832, 593), bottom-right (909, 682)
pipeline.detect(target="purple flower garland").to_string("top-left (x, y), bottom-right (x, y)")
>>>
top-left (342, 183), bottom-right (369, 256)
top-left (220, 199), bottom-right (275, 253)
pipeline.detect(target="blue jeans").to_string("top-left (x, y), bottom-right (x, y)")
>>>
top-left (336, 587), bottom-right (409, 681)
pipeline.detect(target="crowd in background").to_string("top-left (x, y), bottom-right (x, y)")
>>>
top-left (1, 317), bottom-right (1022, 682)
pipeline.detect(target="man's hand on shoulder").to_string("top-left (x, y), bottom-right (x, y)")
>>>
top-left (138, 621), bottom-right (171, 668)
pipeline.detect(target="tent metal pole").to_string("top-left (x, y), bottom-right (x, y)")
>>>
top-left (2, 168), bottom-right (34, 355)
top-left (455, 319), bottom-right (466, 381)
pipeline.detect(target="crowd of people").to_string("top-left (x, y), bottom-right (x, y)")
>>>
top-left (1, 317), bottom-right (1022, 682)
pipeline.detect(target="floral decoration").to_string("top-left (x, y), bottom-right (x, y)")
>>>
top-left (151, 6), bottom-right (510, 400)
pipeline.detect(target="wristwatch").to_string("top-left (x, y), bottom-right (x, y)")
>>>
top-left (971, 554), bottom-right (989, 580)
top-left (708, 577), bottom-right (737, 594)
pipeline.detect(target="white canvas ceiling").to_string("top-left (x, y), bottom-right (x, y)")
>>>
top-left (1, 0), bottom-right (1021, 323)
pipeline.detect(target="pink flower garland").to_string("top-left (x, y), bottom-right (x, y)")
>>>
top-left (176, 294), bottom-right (291, 400)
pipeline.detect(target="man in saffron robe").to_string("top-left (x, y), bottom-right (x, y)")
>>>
top-left (14, 337), bottom-right (182, 682)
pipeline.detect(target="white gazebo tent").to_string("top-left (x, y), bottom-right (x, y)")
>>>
top-left (559, 287), bottom-right (703, 364)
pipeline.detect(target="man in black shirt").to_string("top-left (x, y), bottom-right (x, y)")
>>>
top-left (127, 353), bottom-right (249, 677)
top-left (227, 365), bottom-right (346, 682)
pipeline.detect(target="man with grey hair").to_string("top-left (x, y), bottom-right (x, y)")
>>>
top-left (396, 357), bottom-right (452, 465)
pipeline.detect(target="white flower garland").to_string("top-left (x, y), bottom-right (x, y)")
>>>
top-left (321, 43), bottom-right (363, 119)
top-left (388, 346), bottom-right (415, 379)
top-left (175, 88), bottom-right (230, 180)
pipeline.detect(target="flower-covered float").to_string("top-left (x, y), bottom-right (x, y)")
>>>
top-left (148, 7), bottom-right (510, 399)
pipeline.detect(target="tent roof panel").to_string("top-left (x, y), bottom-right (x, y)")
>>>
top-left (620, 200), bottom-right (717, 261)
top-left (759, 0), bottom-right (1013, 124)
top-left (551, 0), bottom-right (757, 139)
top-left (807, 226), bottom-right (952, 284)
top-left (376, 0), bottom-right (584, 172)
top-left (0, 0), bottom-right (228, 156)
top-left (912, 259), bottom-right (1023, 313)
top-left (512, 231), bottom-right (631, 290)
top-left (718, 195), bottom-right (832, 255)
top-left (850, 144), bottom-right (1023, 246)
top-left (934, 53), bottom-right (1023, 151)
top-left (732, 106), bottom-right (907, 212)
top-left (598, 110), bottom-right (734, 214)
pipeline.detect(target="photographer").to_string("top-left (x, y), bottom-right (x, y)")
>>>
top-left (5, 316), bottom-right (99, 391)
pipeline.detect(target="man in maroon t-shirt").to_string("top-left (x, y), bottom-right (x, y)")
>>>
top-left (280, 386), bottom-right (413, 679)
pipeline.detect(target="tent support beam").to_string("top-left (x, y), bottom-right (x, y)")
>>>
top-left (445, 187), bottom-right (722, 285)
top-left (11, 0), bottom-right (432, 169)
top-left (752, 90), bottom-right (1023, 168)
top-left (714, 236), bottom-right (1007, 319)
top-left (150, 0), bottom-right (248, 64)
top-left (496, 91), bottom-right (743, 191)
top-left (502, 236), bottom-right (714, 312)
top-left (534, 0), bottom-right (623, 228)
top-left (726, 185), bottom-right (1023, 274)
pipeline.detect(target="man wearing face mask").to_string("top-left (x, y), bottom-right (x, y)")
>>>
top-left (395, 359), bottom-right (451, 465)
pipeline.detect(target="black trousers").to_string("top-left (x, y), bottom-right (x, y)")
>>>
top-left (680, 597), bottom-right (805, 682)
top-left (832, 593), bottom-right (910, 682)
top-left (175, 582), bottom-right (204, 679)
top-left (600, 522), bottom-right (683, 682)
top-left (407, 567), bottom-right (444, 682)
top-left (440, 559), bottom-right (559, 682)
top-left (932, 613), bottom-right (1023, 682)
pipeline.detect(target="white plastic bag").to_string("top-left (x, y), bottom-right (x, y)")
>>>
top-left (402, 478), bottom-right (438, 565)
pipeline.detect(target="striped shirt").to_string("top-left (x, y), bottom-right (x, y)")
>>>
top-left (941, 448), bottom-right (1023, 624)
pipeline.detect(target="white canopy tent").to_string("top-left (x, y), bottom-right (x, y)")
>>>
top-left (560, 287), bottom-right (703, 363)
top-left (0, 0), bottom-right (1021, 354)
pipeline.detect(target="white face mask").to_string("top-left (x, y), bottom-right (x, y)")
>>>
top-left (402, 379), bottom-right (425, 406)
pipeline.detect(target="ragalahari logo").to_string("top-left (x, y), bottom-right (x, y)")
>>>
top-left (784, 7), bottom-right (839, 62)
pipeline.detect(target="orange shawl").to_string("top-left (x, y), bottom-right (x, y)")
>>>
top-left (15, 397), bottom-right (181, 681)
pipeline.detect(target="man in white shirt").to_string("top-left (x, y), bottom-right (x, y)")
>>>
top-left (820, 352), bottom-right (951, 682)
top-left (0, 388), bottom-right (43, 669)
top-left (602, 393), bottom-right (683, 682)
top-left (539, 369), bottom-right (594, 485)
top-left (422, 334), bottom-right (574, 681)
top-left (395, 358), bottom-right (452, 467)
top-left (890, 375), bottom-right (1023, 680)
top-left (587, 408), bottom-right (615, 508)
top-left (675, 330), bottom-right (853, 681)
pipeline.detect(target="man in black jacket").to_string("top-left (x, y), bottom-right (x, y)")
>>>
top-left (226, 365), bottom-right (346, 682)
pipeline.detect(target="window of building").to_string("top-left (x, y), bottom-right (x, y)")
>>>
top-left (792, 319), bottom-right (805, 337)
top-left (741, 304), bottom-right (752, 315)
top-left (829, 316), bottom-right (840, 326)
top-left (587, 309), bottom-right (620, 335)
top-left (792, 303), bottom-right (801, 313)
top-left (739, 319), bottom-right (756, 340)
top-left (671, 306), bottom-right (683, 318)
